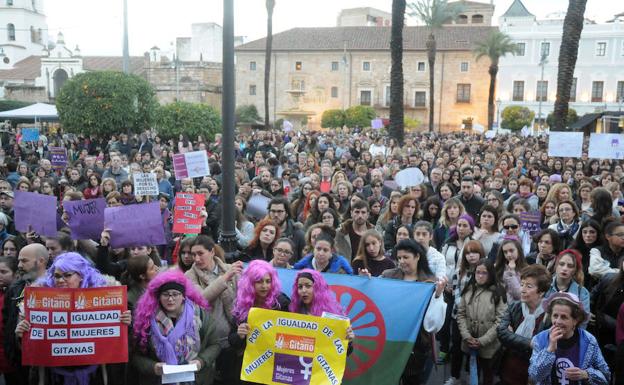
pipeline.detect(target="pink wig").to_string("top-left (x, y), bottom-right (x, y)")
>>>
top-left (289, 269), bottom-right (345, 317)
top-left (133, 269), bottom-right (209, 349)
top-left (232, 260), bottom-right (281, 323)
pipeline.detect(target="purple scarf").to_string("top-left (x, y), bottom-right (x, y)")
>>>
top-left (151, 300), bottom-right (200, 365)
top-left (51, 365), bottom-right (98, 385)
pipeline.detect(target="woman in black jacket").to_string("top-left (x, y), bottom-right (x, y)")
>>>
top-left (497, 264), bottom-right (552, 385)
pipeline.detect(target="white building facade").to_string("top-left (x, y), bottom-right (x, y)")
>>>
top-left (0, 0), bottom-right (48, 70)
top-left (497, 0), bottom-right (624, 127)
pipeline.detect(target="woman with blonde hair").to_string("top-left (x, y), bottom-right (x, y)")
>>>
top-left (376, 191), bottom-right (402, 236)
top-left (352, 229), bottom-right (395, 277)
top-left (433, 197), bottom-right (466, 249)
top-left (545, 183), bottom-right (573, 206)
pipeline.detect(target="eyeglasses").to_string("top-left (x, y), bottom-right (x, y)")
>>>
top-left (269, 209), bottom-right (286, 214)
top-left (475, 271), bottom-right (489, 276)
top-left (54, 272), bottom-right (77, 281)
top-left (558, 207), bottom-right (573, 212)
top-left (160, 291), bottom-right (183, 300)
top-left (610, 232), bottom-right (624, 238)
top-left (503, 224), bottom-right (519, 230)
top-left (274, 248), bottom-right (293, 256)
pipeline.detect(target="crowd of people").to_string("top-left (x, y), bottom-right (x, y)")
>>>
top-left (0, 126), bottom-right (621, 384)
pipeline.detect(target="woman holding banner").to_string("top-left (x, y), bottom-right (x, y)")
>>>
top-left (15, 252), bottom-right (132, 385)
top-left (228, 260), bottom-right (290, 384)
top-left (132, 269), bottom-right (220, 385)
top-left (380, 239), bottom-right (446, 385)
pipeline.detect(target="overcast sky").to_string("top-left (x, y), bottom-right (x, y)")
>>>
top-left (45, 0), bottom-right (622, 56)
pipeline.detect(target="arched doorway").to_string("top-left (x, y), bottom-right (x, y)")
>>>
top-left (53, 69), bottom-right (68, 97)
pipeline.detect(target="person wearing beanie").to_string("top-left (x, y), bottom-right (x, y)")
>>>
top-left (131, 269), bottom-right (220, 385)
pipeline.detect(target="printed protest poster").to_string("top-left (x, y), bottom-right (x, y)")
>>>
top-left (519, 211), bottom-right (542, 236)
top-left (172, 151), bottom-right (210, 180)
top-left (273, 269), bottom-right (434, 385)
top-left (104, 202), bottom-right (166, 248)
top-left (14, 191), bottom-right (57, 237)
top-left (241, 308), bottom-right (350, 385)
top-left (49, 147), bottom-right (68, 171)
top-left (172, 193), bottom-right (205, 234)
top-left (588, 133), bottom-right (624, 159)
top-left (64, 198), bottom-right (106, 240)
top-left (22, 286), bottom-right (128, 367)
top-left (548, 131), bottom-right (583, 158)
top-left (133, 172), bottom-right (159, 196)
top-left (21, 127), bottom-right (40, 142)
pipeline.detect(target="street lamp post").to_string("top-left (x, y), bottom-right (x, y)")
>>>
top-left (122, 0), bottom-right (129, 74)
top-left (220, 0), bottom-right (238, 259)
top-left (537, 50), bottom-right (547, 132)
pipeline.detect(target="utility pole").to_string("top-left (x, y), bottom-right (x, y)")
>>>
top-left (122, 0), bottom-right (129, 74)
top-left (220, 0), bottom-right (237, 259)
top-left (537, 49), bottom-right (547, 132)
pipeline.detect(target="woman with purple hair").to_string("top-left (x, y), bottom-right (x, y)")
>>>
top-left (15, 252), bottom-right (132, 385)
top-left (227, 260), bottom-right (291, 384)
top-left (289, 269), bottom-right (355, 341)
top-left (131, 269), bottom-right (220, 385)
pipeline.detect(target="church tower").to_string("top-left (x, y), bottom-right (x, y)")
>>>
top-left (0, 0), bottom-right (49, 69)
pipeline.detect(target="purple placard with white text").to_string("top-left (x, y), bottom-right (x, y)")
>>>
top-left (64, 198), bottom-right (106, 240)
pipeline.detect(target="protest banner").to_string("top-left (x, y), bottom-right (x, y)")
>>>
top-left (14, 191), bottom-right (57, 237)
top-left (49, 147), bottom-right (68, 171)
top-left (394, 167), bottom-right (424, 189)
top-left (133, 172), bottom-right (159, 196)
top-left (519, 211), bottom-right (542, 236)
top-left (241, 308), bottom-right (350, 385)
top-left (104, 202), bottom-right (166, 248)
top-left (64, 198), bottom-right (106, 240)
top-left (21, 127), bottom-right (40, 142)
top-left (274, 269), bottom-right (434, 385)
top-left (588, 133), bottom-right (624, 159)
top-left (172, 151), bottom-right (210, 180)
top-left (22, 286), bottom-right (128, 367)
top-left (172, 193), bottom-right (205, 234)
top-left (548, 131), bottom-right (583, 157)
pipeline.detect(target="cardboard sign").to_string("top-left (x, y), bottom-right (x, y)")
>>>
top-left (241, 308), bottom-right (349, 385)
top-left (132, 172), bottom-right (159, 196)
top-left (21, 127), bottom-right (40, 142)
top-left (519, 211), bottom-right (542, 236)
top-left (14, 191), bottom-right (57, 237)
top-left (104, 202), bottom-right (166, 248)
top-left (22, 286), bottom-right (128, 367)
top-left (49, 147), bottom-right (68, 171)
top-left (588, 133), bottom-right (624, 159)
top-left (172, 193), bottom-right (205, 234)
top-left (548, 132), bottom-right (583, 158)
top-left (64, 198), bottom-right (106, 240)
top-left (172, 151), bottom-right (210, 180)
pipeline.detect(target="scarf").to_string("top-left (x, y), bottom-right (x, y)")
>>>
top-left (51, 365), bottom-right (99, 385)
top-left (515, 301), bottom-right (544, 339)
top-left (557, 220), bottom-right (579, 239)
top-left (151, 300), bottom-right (201, 365)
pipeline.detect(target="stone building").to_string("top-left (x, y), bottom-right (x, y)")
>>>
top-left (497, 0), bottom-right (624, 127)
top-left (235, 26), bottom-right (495, 131)
top-left (444, 0), bottom-right (495, 26)
top-left (336, 7), bottom-right (392, 27)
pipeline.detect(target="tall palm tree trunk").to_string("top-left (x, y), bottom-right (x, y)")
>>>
top-left (487, 62), bottom-right (498, 130)
top-left (264, 0), bottom-right (275, 130)
top-left (426, 32), bottom-right (436, 132)
top-left (553, 0), bottom-right (587, 131)
top-left (390, 0), bottom-right (406, 144)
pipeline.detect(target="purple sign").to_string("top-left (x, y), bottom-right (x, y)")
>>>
top-left (272, 353), bottom-right (313, 385)
top-left (14, 191), bottom-right (57, 237)
top-left (519, 211), bottom-right (542, 236)
top-left (64, 198), bottom-right (106, 240)
top-left (104, 202), bottom-right (166, 248)
top-left (49, 147), bottom-right (68, 171)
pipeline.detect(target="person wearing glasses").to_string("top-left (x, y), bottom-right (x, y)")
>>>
top-left (548, 200), bottom-right (581, 249)
top-left (15, 252), bottom-right (132, 385)
top-left (269, 238), bottom-right (294, 269)
top-left (132, 269), bottom-right (220, 385)
top-left (590, 221), bottom-right (624, 280)
top-left (498, 214), bottom-right (531, 256)
top-left (267, 197), bottom-right (305, 260)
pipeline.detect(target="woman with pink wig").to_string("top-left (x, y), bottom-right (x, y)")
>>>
top-left (227, 260), bottom-right (291, 384)
top-left (131, 269), bottom-right (220, 385)
top-left (289, 269), bottom-right (355, 347)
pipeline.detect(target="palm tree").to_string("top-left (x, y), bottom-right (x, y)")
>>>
top-left (552, 0), bottom-right (587, 131)
top-left (408, 0), bottom-right (461, 132)
top-left (474, 31), bottom-right (519, 131)
top-left (264, 0), bottom-right (276, 130)
top-left (390, 0), bottom-right (406, 144)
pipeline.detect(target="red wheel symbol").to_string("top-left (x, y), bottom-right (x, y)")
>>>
top-left (330, 285), bottom-right (386, 379)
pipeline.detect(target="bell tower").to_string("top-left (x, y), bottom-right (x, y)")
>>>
top-left (0, 0), bottom-right (49, 68)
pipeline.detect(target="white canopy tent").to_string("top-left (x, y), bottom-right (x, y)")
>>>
top-left (0, 103), bottom-right (59, 122)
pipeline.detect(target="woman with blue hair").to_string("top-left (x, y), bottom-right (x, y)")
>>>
top-left (15, 252), bottom-right (132, 385)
